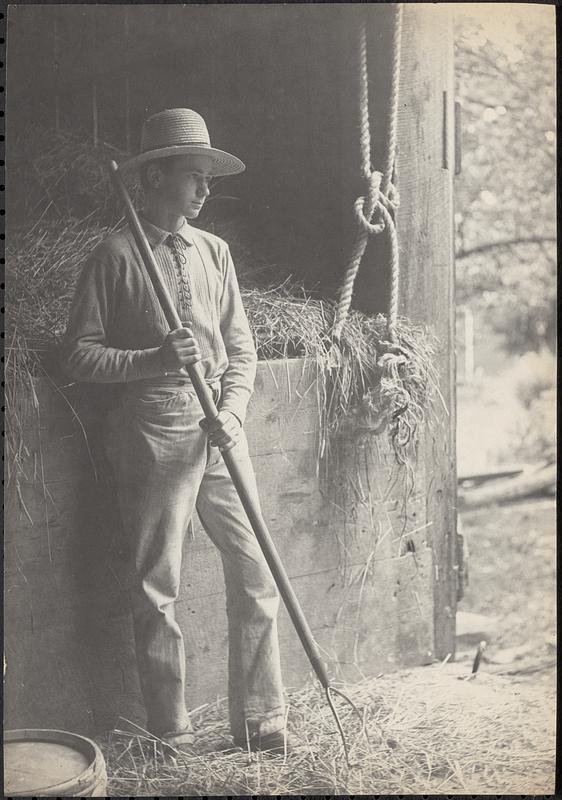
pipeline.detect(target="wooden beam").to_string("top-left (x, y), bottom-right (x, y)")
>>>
top-left (91, 9), bottom-right (98, 146)
top-left (124, 8), bottom-right (131, 153)
top-left (53, 15), bottom-right (60, 130)
top-left (395, 5), bottom-right (457, 659)
top-left (92, 82), bottom-right (98, 147)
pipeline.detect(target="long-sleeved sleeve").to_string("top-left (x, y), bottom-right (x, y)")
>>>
top-left (218, 246), bottom-right (257, 425)
top-left (61, 248), bottom-right (165, 383)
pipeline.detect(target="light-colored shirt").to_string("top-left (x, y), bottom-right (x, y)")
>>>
top-left (62, 217), bottom-right (257, 424)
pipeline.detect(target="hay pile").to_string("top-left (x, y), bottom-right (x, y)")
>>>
top-left (7, 125), bottom-right (440, 482)
top-left (101, 663), bottom-right (555, 795)
top-left (241, 283), bottom-right (441, 453)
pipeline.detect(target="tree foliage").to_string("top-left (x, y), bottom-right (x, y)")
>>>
top-left (454, 9), bottom-right (556, 352)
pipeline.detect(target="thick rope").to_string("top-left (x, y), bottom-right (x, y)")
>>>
top-left (358, 23), bottom-right (372, 184)
top-left (382, 4), bottom-right (403, 198)
top-left (385, 4), bottom-right (403, 344)
top-left (333, 5), bottom-right (403, 344)
top-left (332, 24), bottom-right (375, 344)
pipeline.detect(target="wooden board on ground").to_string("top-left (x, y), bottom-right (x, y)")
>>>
top-left (458, 464), bottom-right (556, 509)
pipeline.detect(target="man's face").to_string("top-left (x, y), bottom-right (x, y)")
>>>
top-left (151, 155), bottom-right (215, 219)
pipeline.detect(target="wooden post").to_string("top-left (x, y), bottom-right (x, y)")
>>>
top-left (124, 8), bottom-right (131, 153)
top-left (53, 15), bottom-right (60, 130)
top-left (91, 10), bottom-right (98, 146)
top-left (394, 5), bottom-right (457, 659)
top-left (463, 307), bottom-right (475, 383)
top-left (92, 82), bottom-right (99, 147)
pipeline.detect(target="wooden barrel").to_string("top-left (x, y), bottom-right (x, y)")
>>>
top-left (3, 729), bottom-right (107, 797)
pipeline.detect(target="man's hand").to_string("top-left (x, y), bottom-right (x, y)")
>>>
top-left (160, 323), bottom-right (201, 372)
top-left (200, 410), bottom-right (241, 451)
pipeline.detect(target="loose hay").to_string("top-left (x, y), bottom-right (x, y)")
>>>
top-left (100, 663), bottom-right (555, 796)
top-left (241, 282), bottom-right (441, 464)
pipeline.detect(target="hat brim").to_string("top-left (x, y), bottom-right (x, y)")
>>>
top-left (120, 145), bottom-right (246, 177)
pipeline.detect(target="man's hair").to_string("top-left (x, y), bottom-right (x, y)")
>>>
top-left (139, 157), bottom-right (182, 192)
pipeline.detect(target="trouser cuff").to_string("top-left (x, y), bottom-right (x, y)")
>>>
top-left (237, 710), bottom-right (286, 739)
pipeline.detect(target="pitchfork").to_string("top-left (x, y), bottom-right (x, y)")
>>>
top-left (108, 160), bottom-right (368, 766)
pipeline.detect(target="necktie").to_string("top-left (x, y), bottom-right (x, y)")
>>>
top-left (167, 233), bottom-right (193, 322)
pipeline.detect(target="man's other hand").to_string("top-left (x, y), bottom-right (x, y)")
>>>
top-left (200, 411), bottom-right (241, 451)
top-left (160, 323), bottom-right (201, 371)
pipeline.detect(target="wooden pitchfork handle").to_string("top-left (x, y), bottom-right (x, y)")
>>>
top-left (107, 160), bottom-right (365, 765)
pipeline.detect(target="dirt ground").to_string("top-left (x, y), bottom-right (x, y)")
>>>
top-left (457, 497), bottom-right (556, 684)
top-left (454, 495), bottom-right (556, 793)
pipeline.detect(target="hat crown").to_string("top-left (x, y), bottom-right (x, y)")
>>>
top-left (122, 107), bottom-right (245, 176)
top-left (140, 109), bottom-right (211, 153)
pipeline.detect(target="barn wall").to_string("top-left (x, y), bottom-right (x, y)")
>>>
top-left (5, 359), bottom-right (434, 735)
top-left (5, 3), bottom-right (457, 736)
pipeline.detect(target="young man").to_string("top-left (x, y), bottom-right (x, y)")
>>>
top-left (63, 108), bottom-right (289, 754)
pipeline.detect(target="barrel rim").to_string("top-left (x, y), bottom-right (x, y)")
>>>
top-left (4, 728), bottom-right (106, 797)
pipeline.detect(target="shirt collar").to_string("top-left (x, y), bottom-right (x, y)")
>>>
top-left (139, 215), bottom-right (196, 248)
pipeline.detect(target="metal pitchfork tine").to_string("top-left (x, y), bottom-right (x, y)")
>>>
top-left (107, 160), bottom-right (369, 768)
top-left (326, 686), bottom-right (370, 767)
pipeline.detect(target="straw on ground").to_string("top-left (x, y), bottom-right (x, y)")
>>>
top-left (100, 662), bottom-right (555, 796)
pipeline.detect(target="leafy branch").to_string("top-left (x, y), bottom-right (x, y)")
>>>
top-left (456, 237), bottom-right (556, 261)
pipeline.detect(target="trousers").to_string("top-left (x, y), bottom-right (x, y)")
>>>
top-left (105, 379), bottom-right (285, 739)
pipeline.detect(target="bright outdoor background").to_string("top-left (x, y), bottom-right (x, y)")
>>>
top-left (454, 3), bottom-right (556, 476)
top-left (452, 8), bottom-right (556, 787)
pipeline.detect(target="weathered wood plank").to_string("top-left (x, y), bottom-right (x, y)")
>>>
top-left (177, 543), bottom-right (434, 709)
top-left (4, 620), bottom-right (99, 733)
top-left (6, 279), bottom-right (453, 737)
top-left (5, 355), bottom-right (438, 733)
top-left (395, 5), bottom-right (457, 658)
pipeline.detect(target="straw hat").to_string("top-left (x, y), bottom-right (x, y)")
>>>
top-left (121, 108), bottom-right (245, 176)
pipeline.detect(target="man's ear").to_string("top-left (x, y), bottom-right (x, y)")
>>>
top-left (146, 162), bottom-right (164, 189)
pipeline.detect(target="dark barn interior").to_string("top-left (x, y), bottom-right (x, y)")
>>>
top-left (9, 3), bottom-right (396, 306)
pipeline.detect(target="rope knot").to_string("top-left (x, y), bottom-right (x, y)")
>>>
top-left (383, 181), bottom-right (400, 212)
top-left (354, 172), bottom-right (400, 238)
top-left (354, 170), bottom-right (385, 235)
top-left (332, 6), bottom-right (403, 344)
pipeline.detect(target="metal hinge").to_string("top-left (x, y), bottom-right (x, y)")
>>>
top-left (454, 100), bottom-right (462, 176)
top-left (456, 513), bottom-right (469, 602)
